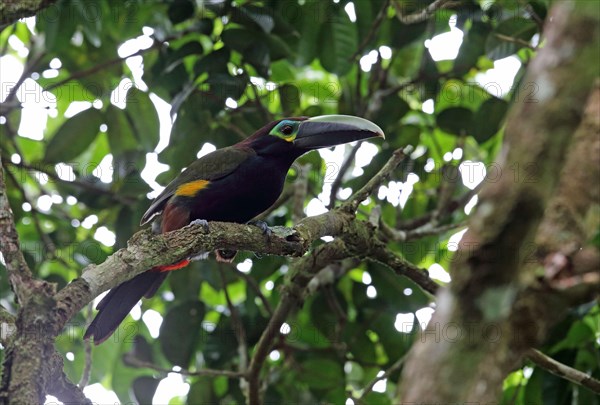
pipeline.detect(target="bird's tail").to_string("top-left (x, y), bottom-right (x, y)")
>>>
top-left (83, 270), bottom-right (168, 344)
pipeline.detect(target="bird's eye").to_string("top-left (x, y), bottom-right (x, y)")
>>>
top-left (281, 124), bottom-right (294, 135)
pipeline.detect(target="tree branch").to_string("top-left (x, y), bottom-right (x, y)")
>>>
top-left (1, 148), bottom-right (434, 403)
top-left (46, 352), bottom-right (92, 405)
top-left (0, 0), bottom-right (58, 30)
top-left (0, 158), bottom-right (39, 304)
top-left (399, 3), bottom-right (600, 401)
top-left (527, 349), bottom-right (600, 394)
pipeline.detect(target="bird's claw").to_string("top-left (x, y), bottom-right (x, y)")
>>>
top-left (248, 220), bottom-right (272, 238)
top-left (189, 219), bottom-right (210, 232)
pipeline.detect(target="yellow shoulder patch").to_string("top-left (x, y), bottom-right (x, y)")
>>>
top-left (175, 179), bottom-right (210, 197)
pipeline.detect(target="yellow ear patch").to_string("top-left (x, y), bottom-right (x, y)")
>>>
top-left (175, 180), bottom-right (210, 197)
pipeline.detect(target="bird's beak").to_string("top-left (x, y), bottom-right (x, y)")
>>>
top-left (293, 115), bottom-right (385, 150)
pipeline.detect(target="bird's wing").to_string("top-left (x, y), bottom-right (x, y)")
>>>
top-left (140, 146), bottom-right (255, 225)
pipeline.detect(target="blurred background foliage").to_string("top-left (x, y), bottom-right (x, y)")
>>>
top-left (0, 0), bottom-right (598, 404)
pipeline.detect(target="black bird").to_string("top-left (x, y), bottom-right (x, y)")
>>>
top-left (84, 115), bottom-right (384, 343)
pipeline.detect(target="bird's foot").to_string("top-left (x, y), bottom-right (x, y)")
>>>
top-left (248, 220), bottom-right (271, 260)
top-left (189, 219), bottom-right (210, 232)
top-left (248, 220), bottom-right (272, 238)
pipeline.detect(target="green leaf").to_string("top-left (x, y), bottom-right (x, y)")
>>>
top-left (125, 88), bottom-right (160, 152)
top-left (105, 105), bottom-right (138, 158)
top-left (373, 94), bottom-right (410, 133)
top-left (132, 376), bottom-right (161, 405)
top-left (127, 335), bottom-right (154, 364)
top-left (393, 124), bottom-right (421, 148)
top-left (206, 73), bottom-right (249, 101)
top-left (310, 292), bottom-right (346, 342)
top-left (169, 260), bottom-right (204, 301)
top-left (168, 0), bottom-right (195, 24)
top-left (203, 317), bottom-right (239, 368)
top-left (264, 33), bottom-right (294, 60)
top-left (390, 18), bottom-right (428, 49)
top-left (186, 377), bottom-right (217, 403)
top-left (44, 108), bottom-right (103, 163)
top-left (354, 0), bottom-right (374, 42)
top-left (73, 0), bottom-right (103, 47)
top-left (344, 323), bottom-right (377, 364)
top-left (196, 18), bottom-right (214, 36)
top-left (486, 17), bottom-right (537, 60)
top-left (244, 42), bottom-right (271, 77)
top-left (221, 28), bottom-right (256, 52)
top-left (436, 79), bottom-right (491, 111)
top-left (194, 47), bottom-right (231, 76)
top-left (36, 1), bottom-right (77, 52)
top-left (278, 84), bottom-right (300, 115)
top-left (454, 22), bottom-right (492, 75)
top-left (437, 107), bottom-right (473, 135)
top-left (318, 8), bottom-right (358, 76)
top-left (297, 358), bottom-right (344, 389)
top-left (296, 1), bottom-right (329, 65)
top-left (235, 5), bottom-right (275, 33)
top-left (164, 41), bottom-right (204, 74)
top-left (471, 97), bottom-right (509, 143)
top-left (159, 300), bottom-right (206, 367)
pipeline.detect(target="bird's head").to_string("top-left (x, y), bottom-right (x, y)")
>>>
top-left (240, 115), bottom-right (385, 157)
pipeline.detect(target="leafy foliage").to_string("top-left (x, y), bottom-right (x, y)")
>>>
top-left (0, 0), bottom-right (598, 404)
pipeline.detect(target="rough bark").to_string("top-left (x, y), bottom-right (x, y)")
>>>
top-left (0, 0), bottom-right (58, 28)
top-left (399, 2), bottom-right (600, 402)
top-left (1, 149), bottom-right (435, 403)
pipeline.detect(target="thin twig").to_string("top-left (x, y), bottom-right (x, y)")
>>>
top-left (4, 46), bottom-right (45, 105)
top-left (4, 159), bottom-right (136, 205)
top-left (527, 349), bottom-right (600, 394)
top-left (399, 183), bottom-right (481, 230)
top-left (233, 268), bottom-right (273, 315)
top-left (220, 268), bottom-right (249, 373)
top-left (342, 148), bottom-right (406, 213)
top-left (393, 0), bottom-right (462, 25)
top-left (359, 353), bottom-right (408, 400)
top-left (246, 151), bottom-right (420, 404)
top-left (78, 302), bottom-right (94, 388)
top-left (350, 0), bottom-right (390, 60)
top-left (327, 143), bottom-right (361, 209)
top-left (248, 79), bottom-right (272, 123)
top-left (381, 220), bottom-right (467, 242)
top-left (369, 247), bottom-right (439, 295)
top-left (125, 356), bottom-right (244, 378)
top-left (4, 167), bottom-right (76, 269)
top-left (247, 240), bottom-right (348, 405)
top-left (494, 33), bottom-right (537, 50)
top-left (292, 164), bottom-right (309, 222)
top-left (44, 41), bottom-right (165, 92)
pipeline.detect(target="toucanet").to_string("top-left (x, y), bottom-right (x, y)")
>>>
top-left (84, 115), bottom-right (384, 343)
